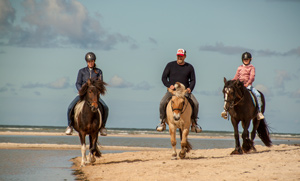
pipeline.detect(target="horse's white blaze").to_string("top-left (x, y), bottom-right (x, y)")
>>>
top-left (173, 112), bottom-right (181, 120)
top-left (223, 88), bottom-right (230, 110)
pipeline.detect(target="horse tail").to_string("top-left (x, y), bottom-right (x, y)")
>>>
top-left (179, 129), bottom-right (192, 153)
top-left (257, 118), bottom-right (272, 147)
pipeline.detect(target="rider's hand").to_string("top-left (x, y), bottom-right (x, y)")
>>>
top-left (187, 88), bottom-right (191, 94)
top-left (169, 85), bottom-right (175, 90)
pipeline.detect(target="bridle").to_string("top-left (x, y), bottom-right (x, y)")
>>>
top-left (171, 96), bottom-right (188, 114)
top-left (86, 85), bottom-right (99, 110)
top-left (223, 86), bottom-right (244, 111)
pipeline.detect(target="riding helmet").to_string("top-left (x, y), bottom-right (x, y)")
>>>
top-left (241, 52), bottom-right (252, 60)
top-left (85, 52), bottom-right (96, 61)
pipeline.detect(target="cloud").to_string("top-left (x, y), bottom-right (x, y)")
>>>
top-left (149, 37), bottom-right (158, 44)
top-left (200, 42), bottom-right (300, 57)
top-left (0, 0), bottom-right (133, 49)
top-left (108, 75), bottom-right (133, 88)
top-left (274, 70), bottom-right (291, 89)
top-left (0, 87), bottom-right (8, 92)
top-left (133, 81), bottom-right (154, 90)
top-left (22, 77), bottom-right (71, 89)
top-left (46, 77), bottom-right (71, 89)
top-left (291, 88), bottom-right (300, 99)
top-left (255, 84), bottom-right (273, 97)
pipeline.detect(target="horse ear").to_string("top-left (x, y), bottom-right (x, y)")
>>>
top-left (224, 77), bottom-right (227, 83)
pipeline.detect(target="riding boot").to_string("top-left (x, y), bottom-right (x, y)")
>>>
top-left (256, 97), bottom-right (264, 120)
top-left (156, 119), bottom-right (166, 132)
top-left (191, 119), bottom-right (202, 133)
top-left (98, 100), bottom-right (109, 136)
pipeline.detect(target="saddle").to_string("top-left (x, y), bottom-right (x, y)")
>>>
top-left (69, 101), bottom-right (105, 126)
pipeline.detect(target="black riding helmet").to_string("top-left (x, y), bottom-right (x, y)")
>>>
top-left (241, 52), bottom-right (252, 65)
top-left (85, 52), bottom-right (96, 61)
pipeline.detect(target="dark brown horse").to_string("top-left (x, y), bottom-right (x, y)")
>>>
top-left (73, 78), bottom-right (107, 166)
top-left (223, 77), bottom-right (272, 154)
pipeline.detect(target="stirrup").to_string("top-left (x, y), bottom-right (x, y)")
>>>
top-left (191, 125), bottom-right (202, 133)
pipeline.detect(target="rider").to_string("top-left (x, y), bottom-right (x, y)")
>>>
top-left (221, 52), bottom-right (264, 120)
top-left (65, 52), bottom-right (109, 136)
top-left (156, 48), bottom-right (202, 133)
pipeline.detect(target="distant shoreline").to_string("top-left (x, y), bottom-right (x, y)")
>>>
top-left (0, 131), bottom-right (299, 140)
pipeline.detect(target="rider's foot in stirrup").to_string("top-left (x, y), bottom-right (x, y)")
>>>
top-left (257, 112), bottom-right (265, 120)
top-left (156, 119), bottom-right (166, 132)
top-left (100, 127), bottom-right (107, 136)
top-left (221, 110), bottom-right (228, 119)
top-left (65, 126), bottom-right (73, 135)
top-left (191, 124), bottom-right (202, 133)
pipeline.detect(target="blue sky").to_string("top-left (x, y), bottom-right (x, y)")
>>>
top-left (0, 0), bottom-right (299, 133)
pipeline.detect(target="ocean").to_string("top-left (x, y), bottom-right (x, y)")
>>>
top-left (0, 125), bottom-right (299, 181)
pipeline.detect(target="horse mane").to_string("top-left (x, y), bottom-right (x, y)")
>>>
top-left (79, 78), bottom-right (108, 100)
top-left (225, 79), bottom-right (244, 99)
top-left (173, 82), bottom-right (186, 98)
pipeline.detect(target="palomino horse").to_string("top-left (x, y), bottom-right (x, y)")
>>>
top-left (223, 77), bottom-right (272, 154)
top-left (73, 78), bottom-right (107, 167)
top-left (166, 82), bottom-right (192, 159)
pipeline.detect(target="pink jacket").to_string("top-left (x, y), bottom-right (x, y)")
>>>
top-left (232, 64), bottom-right (255, 86)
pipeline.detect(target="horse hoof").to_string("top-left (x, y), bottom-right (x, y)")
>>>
top-left (230, 149), bottom-right (243, 155)
top-left (179, 151), bottom-right (186, 159)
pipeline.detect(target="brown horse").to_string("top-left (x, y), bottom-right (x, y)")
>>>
top-left (73, 78), bottom-right (107, 167)
top-left (166, 82), bottom-right (193, 159)
top-left (223, 77), bottom-right (272, 155)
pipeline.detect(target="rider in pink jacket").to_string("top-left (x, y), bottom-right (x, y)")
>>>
top-left (221, 52), bottom-right (265, 120)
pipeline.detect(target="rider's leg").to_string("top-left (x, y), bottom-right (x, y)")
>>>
top-left (98, 98), bottom-right (109, 136)
top-left (66, 95), bottom-right (80, 135)
top-left (247, 85), bottom-right (264, 120)
top-left (157, 91), bottom-right (172, 132)
top-left (188, 93), bottom-right (202, 133)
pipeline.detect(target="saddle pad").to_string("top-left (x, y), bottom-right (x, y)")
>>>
top-left (248, 91), bottom-right (257, 107)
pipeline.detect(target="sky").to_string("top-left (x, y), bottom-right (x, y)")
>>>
top-left (0, 0), bottom-right (299, 134)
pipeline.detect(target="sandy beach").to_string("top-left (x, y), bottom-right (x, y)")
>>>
top-left (70, 144), bottom-right (300, 181)
top-left (1, 131), bottom-right (300, 180)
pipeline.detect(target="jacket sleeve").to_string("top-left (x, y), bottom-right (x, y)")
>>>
top-left (232, 66), bottom-right (241, 80)
top-left (75, 69), bottom-right (83, 91)
top-left (247, 66), bottom-right (255, 85)
top-left (188, 65), bottom-right (196, 92)
top-left (161, 63), bottom-right (171, 88)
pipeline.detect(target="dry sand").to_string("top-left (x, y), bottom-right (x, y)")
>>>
top-left (71, 144), bottom-right (300, 181)
top-left (1, 131), bottom-right (300, 180)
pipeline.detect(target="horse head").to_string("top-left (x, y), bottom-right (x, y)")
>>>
top-left (168, 82), bottom-right (188, 121)
top-left (79, 78), bottom-right (107, 113)
top-left (223, 77), bottom-right (244, 111)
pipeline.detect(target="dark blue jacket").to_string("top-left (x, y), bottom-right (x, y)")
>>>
top-left (76, 67), bottom-right (103, 91)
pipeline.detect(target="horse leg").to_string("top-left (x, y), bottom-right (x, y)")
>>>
top-left (179, 128), bottom-right (189, 159)
top-left (169, 126), bottom-right (177, 159)
top-left (231, 119), bottom-right (243, 155)
top-left (250, 118), bottom-right (260, 152)
top-left (79, 133), bottom-right (87, 167)
top-left (88, 135), bottom-right (96, 164)
top-left (241, 120), bottom-right (252, 153)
